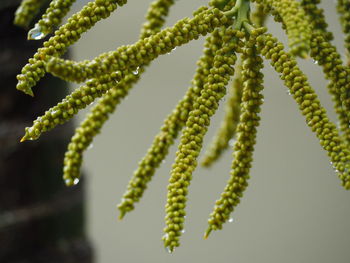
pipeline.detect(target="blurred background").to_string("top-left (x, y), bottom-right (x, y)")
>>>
top-left (2, 1), bottom-right (350, 262)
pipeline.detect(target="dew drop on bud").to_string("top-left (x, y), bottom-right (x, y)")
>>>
top-left (229, 139), bottom-right (235, 147)
top-left (28, 24), bottom-right (46, 40)
top-left (73, 178), bottom-right (80, 185)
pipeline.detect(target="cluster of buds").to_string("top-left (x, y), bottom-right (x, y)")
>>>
top-left (15, 0), bottom-right (350, 252)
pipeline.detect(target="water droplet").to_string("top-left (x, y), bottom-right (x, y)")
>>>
top-left (88, 143), bottom-right (93, 150)
top-left (65, 179), bottom-right (73, 186)
top-left (229, 139), bottom-right (235, 147)
top-left (167, 47), bottom-right (177, 55)
top-left (42, 18), bottom-right (50, 26)
top-left (132, 67), bottom-right (139, 75)
top-left (228, 217), bottom-right (233, 223)
top-left (286, 89), bottom-right (291, 95)
top-left (73, 178), bottom-right (80, 185)
top-left (27, 127), bottom-right (34, 134)
top-left (313, 59), bottom-right (318, 65)
top-left (165, 246), bottom-right (174, 254)
top-left (28, 24), bottom-right (45, 40)
top-left (181, 229), bottom-right (185, 233)
top-left (336, 121), bottom-right (341, 129)
top-left (51, 110), bottom-right (59, 117)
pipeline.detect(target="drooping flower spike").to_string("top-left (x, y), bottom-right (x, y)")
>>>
top-left (256, 31), bottom-right (350, 189)
top-left (200, 64), bottom-right (243, 167)
top-left (15, 0), bottom-right (350, 254)
top-left (63, 0), bottom-right (176, 186)
top-left (301, 0), bottom-right (333, 41)
top-left (163, 28), bottom-right (243, 253)
top-left (299, 1), bottom-right (350, 145)
top-left (310, 32), bottom-right (350, 145)
top-left (118, 27), bottom-right (227, 219)
top-left (201, 2), bottom-right (268, 167)
top-left (252, 0), bottom-right (312, 57)
top-left (206, 26), bottom-right (265, 238)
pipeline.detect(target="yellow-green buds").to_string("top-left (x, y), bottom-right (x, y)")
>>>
top-left (163, 29), bottom-right (242, 253)
top-left (63, 0), bottom-right (176, 185)
top-left (45, 7), bottom-right (229, 83)
top-left (205, 29), bottom-right (265, 237)
top-left (256, 31), bottom-right (350, 189)
top-left (200, 4), bottom-right (268, 167)
top-left (63, 74), bottom-right (137, 185)
top-left (301, 0), bottom-right (333, 41)
top-left (140, 0), bottom-right (174, 39)
top-left (15, 0), bottom-right (350, 254)
top-left (14, 0), bottom-right (46, 28)
top-left (20, 71), bottom-right (126, 142)
top-left (309, 31), bottom-right (350, 145)
top-left (118, 28), bottom-right (226, 219)
top-left (28, 0), bottom-right (77, 40)
top-left (254, 0), bottom-right (312, 57)
top-left (201, 64), bottom-right (243, 167)
top-left (337, 0), bottom-right (350, 64)
top-left (16, 0), bottom-right (128, 96)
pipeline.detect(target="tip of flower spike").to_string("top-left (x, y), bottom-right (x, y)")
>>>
top-left (16, 81), bottom-right (34, 97)
top-left (25, 88), bottom-right (34, 97)
top-left (165, 246), bottom-right (174, 254)
top-left (201, 158), bottom-right (213, 168)
top-left (20, 136), bottom-right (27, 142)
top-left (204, 227), bottom-right (212, 239)
top-left (118, 211), bottom-right (126, 220)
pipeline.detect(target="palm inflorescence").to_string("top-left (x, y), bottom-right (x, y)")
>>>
top-left (14, 0), bottom-right (350, 252)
